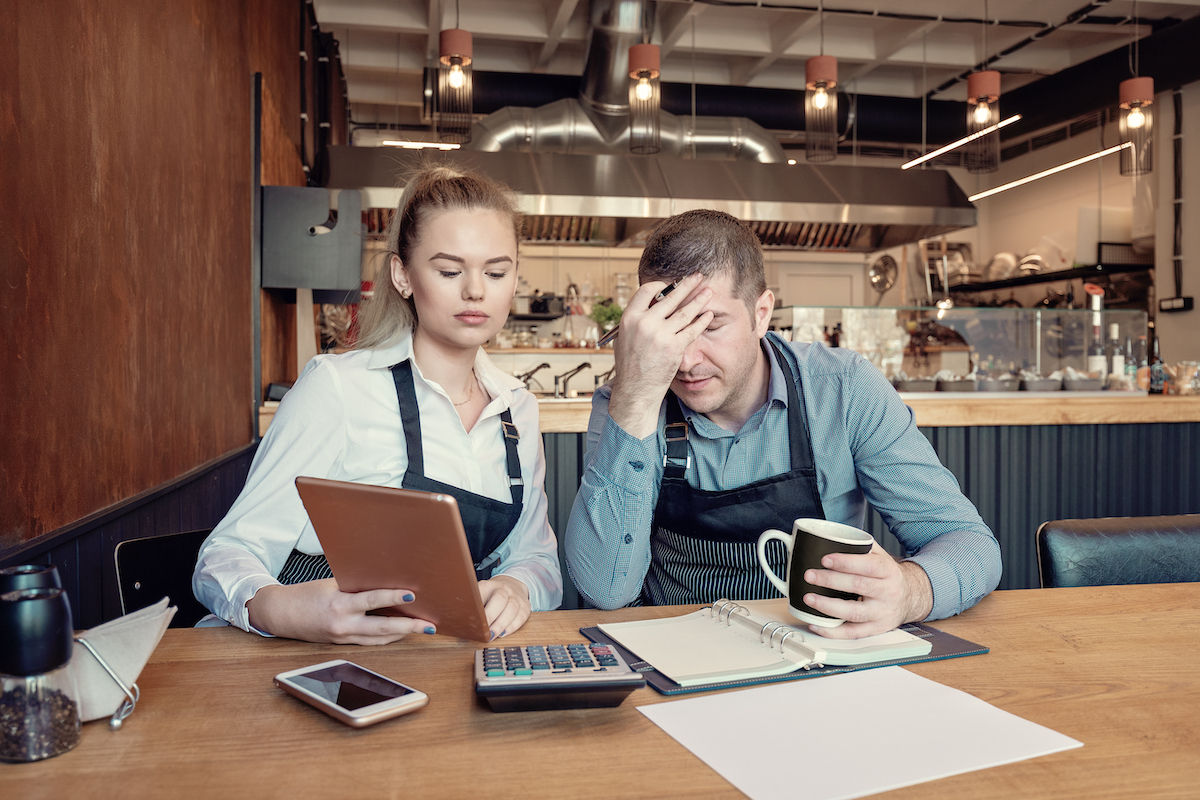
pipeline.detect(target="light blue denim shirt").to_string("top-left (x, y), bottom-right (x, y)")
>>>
top-left (564, 332), bottom-right (1001, 618)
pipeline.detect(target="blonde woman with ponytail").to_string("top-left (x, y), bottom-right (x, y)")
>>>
top-left (194, 166), bottom-right (562, 644)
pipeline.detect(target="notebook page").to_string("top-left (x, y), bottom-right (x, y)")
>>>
top-left (598, 611), bottom-right (805, 686)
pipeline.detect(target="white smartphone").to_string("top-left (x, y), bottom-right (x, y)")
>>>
top-left (274, 660), bottom-right (429, 727)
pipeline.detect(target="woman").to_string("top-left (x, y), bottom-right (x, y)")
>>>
top-left (193, 166), bottom-right (563, 644)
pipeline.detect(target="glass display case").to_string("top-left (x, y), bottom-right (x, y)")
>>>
top-left (770, 306), bottom-right (1150, 392)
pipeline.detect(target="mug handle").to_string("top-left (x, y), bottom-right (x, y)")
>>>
top-left (757, 529), bottom-right (793, 596)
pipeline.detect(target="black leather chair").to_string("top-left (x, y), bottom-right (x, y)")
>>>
top-left (1035, 514), bottom-right (1200, 589)
top-left (115, 529), bottom-right (214, 627)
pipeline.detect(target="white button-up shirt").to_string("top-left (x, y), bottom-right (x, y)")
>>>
top-left (194, 334), bottom-right (563, 633)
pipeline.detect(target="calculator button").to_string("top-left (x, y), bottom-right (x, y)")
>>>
top-left (513, 668), bottom-right (533, 676)
top-left (486, 669), bottom-right (506, 677)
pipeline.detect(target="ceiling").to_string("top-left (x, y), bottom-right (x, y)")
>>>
top-left (313, 0), bottom-right (1200, 148)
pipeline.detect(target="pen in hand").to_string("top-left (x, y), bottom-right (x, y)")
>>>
top-left (597, 281), bottom-right (680, 348)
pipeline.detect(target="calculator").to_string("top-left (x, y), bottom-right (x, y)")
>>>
top-left (474, 642), bottom-right (646, 712)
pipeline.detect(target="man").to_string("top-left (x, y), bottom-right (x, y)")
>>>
top-left (564, 209), bottom-right (1001, 639)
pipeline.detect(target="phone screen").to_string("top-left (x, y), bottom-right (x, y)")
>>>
top-left (289, 663), bottom-right (414, 710)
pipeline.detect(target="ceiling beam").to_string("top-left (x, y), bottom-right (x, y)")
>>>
top-left (659, 2), bottom-right (708, 60)
top-left (536, 0), bottom-right (582, 71)
top-left (730, 12), bottom-right (821, 86)
top-left (839, 19), bottom-right (944, 89)
top-left (425, 0), bottom-right (440, 64)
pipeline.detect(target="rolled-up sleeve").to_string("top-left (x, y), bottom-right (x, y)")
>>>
top-left (564, 387), bottom-right (666, 610)
top-left (828, 354), bottom-right (1002, 619)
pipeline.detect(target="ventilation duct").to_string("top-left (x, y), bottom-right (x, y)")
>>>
top-left (327, 147), bottom-right (975, 252)
top-left (330, 0), bottom-right (978, 251)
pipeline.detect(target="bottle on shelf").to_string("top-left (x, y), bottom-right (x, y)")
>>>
top-left (1149, 334), bottom-right (1166, 395)
top-left (1133, 334), bottom-right (1150, 391)
top-left (1086, 329), bottom-right (1108, 381)
top-left (1105, 323), bottom-right (1125, 385)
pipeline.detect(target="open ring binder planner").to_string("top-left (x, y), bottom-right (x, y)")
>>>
top-left (583, 597), bottom-right (988, 695)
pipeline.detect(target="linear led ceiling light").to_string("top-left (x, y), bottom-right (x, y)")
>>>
top-left (381, 141), bottom-right (462, 150)
top-left (901, 114), bottom-right (1022, 170)
top-left (968, 143), bottom-right (1131, 202)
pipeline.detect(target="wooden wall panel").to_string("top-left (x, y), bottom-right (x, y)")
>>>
top-left (1, 0), bottom-right (301, 556)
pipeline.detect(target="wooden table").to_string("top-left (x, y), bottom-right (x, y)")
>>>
top-left (3, 584), bottom-right (1198, 798)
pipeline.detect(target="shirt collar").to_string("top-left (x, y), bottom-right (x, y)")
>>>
top-left (362, 331), bottom-right (524, 397)
top-left (679, 334), bottom-right (788, 439)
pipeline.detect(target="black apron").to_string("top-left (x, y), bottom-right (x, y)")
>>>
top-left (641, 336), bottom-right (827, 605)
top-left (278, 359), bottom-right (524, 585)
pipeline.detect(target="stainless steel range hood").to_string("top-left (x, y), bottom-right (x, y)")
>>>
top-left (327, 145), bottom-right (976, 252)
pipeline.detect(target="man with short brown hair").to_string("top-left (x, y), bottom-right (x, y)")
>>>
top-left (565, 209), bottom-right (1000, 639)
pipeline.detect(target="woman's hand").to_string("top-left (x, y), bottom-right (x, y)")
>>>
top-left (478, 574), bottom-right (532, 640)
top-left (246, 578), bottom-right (435, 645)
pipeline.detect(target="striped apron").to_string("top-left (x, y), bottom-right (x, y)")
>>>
top-left (641, 337), bottom-right (826, 605)
top-left (278, 359), bottom-right (524, 585)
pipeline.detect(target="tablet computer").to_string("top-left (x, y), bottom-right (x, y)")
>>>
top-left (295, 476), bottom-right (491, 642)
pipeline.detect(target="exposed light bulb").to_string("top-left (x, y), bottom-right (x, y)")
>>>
top-left (813, 86), bottom-right (829, 111)
top-left (973, 100), bottom-right (991, 126)
top-left (447, 60), bottom-right (465, 89)
top-left (635, 76), bottom-right (652, 102)
top-left (1127, 106), bottom-right (1145, 129)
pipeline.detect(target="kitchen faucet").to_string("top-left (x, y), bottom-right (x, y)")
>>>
top-left (554, 362), bottom-right (591, 398)
top-left (594, 365), bottom-right (616, 389)
top-left (515, 362), bottom-right (551, 391)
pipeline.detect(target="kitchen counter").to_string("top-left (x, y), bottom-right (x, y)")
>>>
top-left (536, 393), bottom-right (1200, 432)
top-left (260, 393), bottom-right (1200, 436)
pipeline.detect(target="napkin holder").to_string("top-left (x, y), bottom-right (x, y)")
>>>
top-left (69, 597), bottom-right (176, 729)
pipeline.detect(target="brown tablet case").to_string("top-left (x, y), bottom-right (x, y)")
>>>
top-left (295, 476), bottom-right (491, 642)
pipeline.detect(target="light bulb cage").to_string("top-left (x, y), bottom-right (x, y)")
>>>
top-left (804, 56), bottom-right (838, 163)
top-left (1119, 77), bottom-right (1154, 176)
top-left (966, 71), bottom-right (1001, 174)
top-left (437, 29), bottom-right (473, 144)
top-left (628, 44), bottom-right (661, 155)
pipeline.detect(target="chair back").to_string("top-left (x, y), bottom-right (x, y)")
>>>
top-left (115, 529), bottom-right (213, 627)
top-left (1036, 515), bottom-right (1200, 588)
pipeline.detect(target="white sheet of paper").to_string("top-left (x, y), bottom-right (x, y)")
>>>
top-left (639, 666), bottom-right (1082, 800)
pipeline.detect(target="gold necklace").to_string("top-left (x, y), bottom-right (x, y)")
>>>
top-left (452, 370), bottom-right (477, 407)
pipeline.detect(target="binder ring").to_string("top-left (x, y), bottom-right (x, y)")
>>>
top-left (778, 630), bottom-right (800, 652)
top-left (712, 599), bottom-right (735, 620)
top-left (760, 620), bottom-right (785, 644)
top-left (770, 625), bottom-right (792, 650)
top-left (714, 600), bottom-right (745, 625)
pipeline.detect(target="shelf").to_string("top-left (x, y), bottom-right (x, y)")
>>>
top-left (511, 312), bottom-right (565, 321)
top-left (948, 262), bottom-right (1153, 294)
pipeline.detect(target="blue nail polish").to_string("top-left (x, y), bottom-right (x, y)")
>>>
top-left (424, 626), bottom-right (435, 635)
top-left (489, 631), bottom-right (497, 641)
top-left (403, 593), bottom-right (415, 602)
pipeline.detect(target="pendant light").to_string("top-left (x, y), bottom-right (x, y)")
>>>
top-left (437, 25), bottom-right (473, 144)
top-left (629, 43), bottom-right (661, 155)
top-left (804, 2), bottom-right (837, 163)
top-left (966, 70), bottom-right (1001, 173)
top-left (966, 1), bottom-right (999, 174)
top-left (1119, 4), bottom-right (1153, 176)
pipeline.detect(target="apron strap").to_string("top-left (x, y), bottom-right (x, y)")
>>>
top-left (662, 335), bottom-right (814, 482)
top-left (393, 359), bottom-right (523, 505)
top-left (391, 360), bottom-right (425, 479)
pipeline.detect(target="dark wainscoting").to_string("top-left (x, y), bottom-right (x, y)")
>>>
top-left (0, 445), bottom-right (257, 629)
top-left (543, 422), bottom-right (1200, 606)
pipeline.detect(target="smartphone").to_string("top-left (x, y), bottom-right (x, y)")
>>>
top-left (274, 660), bottom-right (429, 727)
